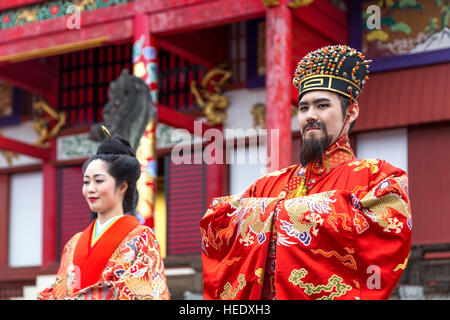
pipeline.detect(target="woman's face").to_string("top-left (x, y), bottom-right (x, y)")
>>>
top-left (82, 159), bottom-right (126, 216)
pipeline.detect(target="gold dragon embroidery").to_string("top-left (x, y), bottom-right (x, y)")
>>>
top-left (359, 181), bottom-right (411, 233)
top-left (348, 159), bottom-right (380, 174)
top-left (220, 274), bottom-right (246, 299)
top-left (283, 191), bottom-right (336, 237)
top-left (289, 268), bottom-right (352, 300)
top-left (394, 253), bottom-right (410, 272)
top-left (238, 199), bottom-right (275, 246)
top-left (255, 268), bottom-right (265, 286)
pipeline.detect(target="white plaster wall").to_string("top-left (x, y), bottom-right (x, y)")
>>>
top-left (356, 128), bottom-right (408, 173)
top-left (224, 88), bottom-right (298, 195)
top-left (9, 171), bottom-right (43, 267)
top-left (228, 143), bottom-right (267, 195)
top-left (223, 88), bottom-right (300, 139)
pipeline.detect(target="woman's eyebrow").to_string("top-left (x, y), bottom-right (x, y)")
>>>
top-left (84, 174), bottom-right (106, 178)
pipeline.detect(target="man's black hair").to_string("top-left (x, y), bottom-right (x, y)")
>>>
top-left (337, 94), bottom-right (356, 134)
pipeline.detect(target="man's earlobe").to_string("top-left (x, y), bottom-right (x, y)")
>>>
top-left (347, 104), bottom-right (359, 118)
top-left (347, 105), bottom-right (356, 116)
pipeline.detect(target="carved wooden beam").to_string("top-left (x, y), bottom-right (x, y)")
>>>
top-left (260, 0), bottom-right (280, 8)
top-left (157, 105), bottom-right (217, 137)
top-left (0, 135), bottom-right (50, 160)
top-left (0, 60), bottom-right (55, 93)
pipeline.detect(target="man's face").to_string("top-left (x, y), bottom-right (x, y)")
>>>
top-left (298, 90), bottom-right (346, 143)
top-left (297, 90), bottom-right (358, 166)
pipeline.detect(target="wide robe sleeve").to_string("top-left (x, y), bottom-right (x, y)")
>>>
top-left (200, 191), bottom-right (280, 300)
top-left (37, 233), bottom-right (82, 300)
top-left (351, 160), bottom-right (412, 299)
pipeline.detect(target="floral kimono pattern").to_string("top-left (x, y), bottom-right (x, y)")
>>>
top-left (38, 216), bottom-right (170, 300)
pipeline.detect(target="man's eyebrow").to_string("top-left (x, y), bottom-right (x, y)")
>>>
top-left (298, 97), bottom-right (331, 106)
top-left (313, 97), bottom-right (331, 104)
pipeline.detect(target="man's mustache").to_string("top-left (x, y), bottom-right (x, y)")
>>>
top-left (302, 121), bottom-right (326, 134)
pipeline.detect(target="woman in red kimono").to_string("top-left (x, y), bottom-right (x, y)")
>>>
top-left (39, 133), bottom-right (169, 300)
top-left (200, 45), bottom-right (412, 300)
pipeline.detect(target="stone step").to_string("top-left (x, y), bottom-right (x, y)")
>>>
top-left (36, 274), bottom-right (56, 291)
top-left (22, 285), bottom-right (39, 300)
top-left (9, 274), bottom-right (57, 300)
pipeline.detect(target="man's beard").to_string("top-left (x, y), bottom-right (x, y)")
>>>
top-left (299, 121), bottom-right (332, 167)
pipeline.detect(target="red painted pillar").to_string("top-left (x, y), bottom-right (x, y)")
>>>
top-left (204, 125), bottom-right (224, 206)
top-left (265, 4), bottom-right (292, 172)
top-left (0, 175), bottom-right (9, 268)
top-left (42, 137), bottom-right (58, 268)
top-left (42, 58), bottom-right (59, 268)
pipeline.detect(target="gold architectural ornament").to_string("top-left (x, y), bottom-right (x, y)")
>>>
top-left (16, 8), bottom-right (38, 25)
top-left (190, 68), bottom-right (231, 125)
top-left (75, 0), bottom-right (97, 11)
top-left (250, 103), bottom-right (298, 129)
top-left (260, 0), bottom-right (280, 7)
top-left (13, 0), bottom-right (96, 29)
top-left (0, 149), bottom-right (20, 165)
top-left (0, 84), bottom-right (18, 165)
top-left (257, 21), bottom-right (266, 77)
top-left (251, 103), bottom-right (266, 129)
top-left (0, 37), bottom-right (108, 63)
top-left (0, 82), bottom-right (13, 118)
top-left (0, 131), bottom-right (19, 165)
top-left (288, 0), bottom-right (314, 8)
top-left (32, 96), bottom-right (66, 147)
top-left (291, 104), bottom-right (298, 118)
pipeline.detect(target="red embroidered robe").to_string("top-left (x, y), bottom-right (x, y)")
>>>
top-left (38, 216), bottom-right (170, 300)
top-left (200, 135), bottom-right (412, 300)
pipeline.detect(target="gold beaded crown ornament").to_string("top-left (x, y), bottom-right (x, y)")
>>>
top-left (293, 45), bottom-right (372, 101)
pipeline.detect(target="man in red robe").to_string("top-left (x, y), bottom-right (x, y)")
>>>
top-left (200, 45), bottom-right (412, 300)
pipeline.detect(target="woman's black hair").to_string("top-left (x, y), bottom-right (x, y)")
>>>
top-left (83, 134), bottom-right (141, 220)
